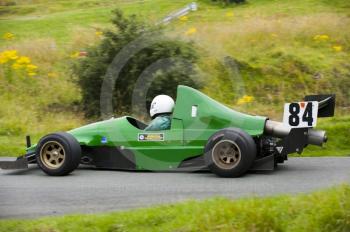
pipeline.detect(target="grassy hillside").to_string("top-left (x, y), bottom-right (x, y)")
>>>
top-left (0, 0), bottom-right (349, 156)
top-left (1, 185), bottom-right (349, 231)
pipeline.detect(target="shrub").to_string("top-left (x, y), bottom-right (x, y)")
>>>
top-left (73, 9), bottom-right (200, 118)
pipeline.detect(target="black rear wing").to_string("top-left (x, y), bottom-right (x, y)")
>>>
top-left (305, 94), bottom-right (335, 118)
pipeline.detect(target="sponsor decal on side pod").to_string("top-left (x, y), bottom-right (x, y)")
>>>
top-left (138, 133), bottom-right (164, 141)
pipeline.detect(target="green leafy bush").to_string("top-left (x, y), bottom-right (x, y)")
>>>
top-left (73, 9), bottom-right (200, 118)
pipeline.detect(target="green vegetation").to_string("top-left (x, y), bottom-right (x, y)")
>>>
top-left (302, 116), bottom-right (350, 156)
top-left (0, 185), bottom-right (349, 231)
top-left (0, 1), bottom-right (189, 43)
top-left (74, 9), bottom-right (200, 117)
top-left (0, 0), bottom-right (349, 156)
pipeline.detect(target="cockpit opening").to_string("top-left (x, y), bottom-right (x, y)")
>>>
top-left (126, 117), bottom-right (148, 130)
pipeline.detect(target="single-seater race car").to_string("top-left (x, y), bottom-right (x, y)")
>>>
top-left (0, 86), bottom-right (335, 177)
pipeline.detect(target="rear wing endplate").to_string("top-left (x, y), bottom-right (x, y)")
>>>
top-left (304, 94), bottom-right (335, 118)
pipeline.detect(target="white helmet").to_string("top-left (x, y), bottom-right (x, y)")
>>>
top-left (150, 95), bottom-right (175, 118)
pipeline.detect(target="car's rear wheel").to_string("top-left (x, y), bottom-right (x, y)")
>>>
top-left (204, 128), bottom-right (256, 177)
top-left (36, 132), bottom-right (81, 176)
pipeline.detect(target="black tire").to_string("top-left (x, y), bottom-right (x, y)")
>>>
top-left (36, 132), bottom-right (81, 176)
top-left (204, 128), bottom-right (257, 177)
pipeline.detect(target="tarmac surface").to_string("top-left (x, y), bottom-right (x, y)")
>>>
top-left (0, 157), bottom-right (349, 218)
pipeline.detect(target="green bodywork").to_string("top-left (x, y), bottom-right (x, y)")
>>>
top-left (27, 86), bottom-right (267, 170)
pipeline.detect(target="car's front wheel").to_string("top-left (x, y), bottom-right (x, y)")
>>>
top-left (36, 132), bottom-right (81, 176)
top-left (204, 128), bottom-right (256, 177)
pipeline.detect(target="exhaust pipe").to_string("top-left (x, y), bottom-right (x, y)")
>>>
top-left (307, 129), bottom-right (327, 146)
top-left (264, 120), bottom-right (327, 146)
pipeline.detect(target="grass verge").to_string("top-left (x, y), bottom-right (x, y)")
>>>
top-left (0, 185), bottom-right (349, 232)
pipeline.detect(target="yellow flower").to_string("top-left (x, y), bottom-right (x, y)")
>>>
top-left (0, 54), bottom-right (8, 64)
top-left (70, 51), bottom-right (80, 58)
top-left (236, 95), bottom-right (254, 105)
top-left (16, 56), bottom-right (31, 64)
top-left (270, 33), bottom-right (278, 38)
top-left (333, 45), bottom-right (343, 52)
top-left (185, 27), bottom-right (197, 36)
top-left (319, 35), bottom-right (329, 40)
top-left (225, 12), bottom-right (234, 17)
top-left (11, 63), bottom-right (23, 70)
top-left (313, 34), bottom-right (329, 41)
top-left (3, 32), bottom-right (14, 40)
top-left (95, 31), bottom-right (103, 36)
top-left (26, 64), bottom-right (38, 71)
top-left (2, 50), bottom-right (18, 60)
top-left (179, 15), bottom-right (188, 21)
top-left (28, 72), bottom-right (37, 76)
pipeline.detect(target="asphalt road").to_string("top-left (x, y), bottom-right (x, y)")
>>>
top-left (0, 157), bottom-right (349, 219)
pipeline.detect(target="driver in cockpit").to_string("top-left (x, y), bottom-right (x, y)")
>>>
top-left (144, 95), bottom-right (174, 131)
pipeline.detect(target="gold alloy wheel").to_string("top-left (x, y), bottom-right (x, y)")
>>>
top-left (40, 141), bottom-right (65, 169)
top-left (212, 140), bottom-right (241, 170)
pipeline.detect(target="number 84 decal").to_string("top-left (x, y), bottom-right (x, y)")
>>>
top-left (283, 101), bottom-right (319, 128)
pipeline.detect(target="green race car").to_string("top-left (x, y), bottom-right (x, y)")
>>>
top-left (0, 85), bottom-right (335, 177)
